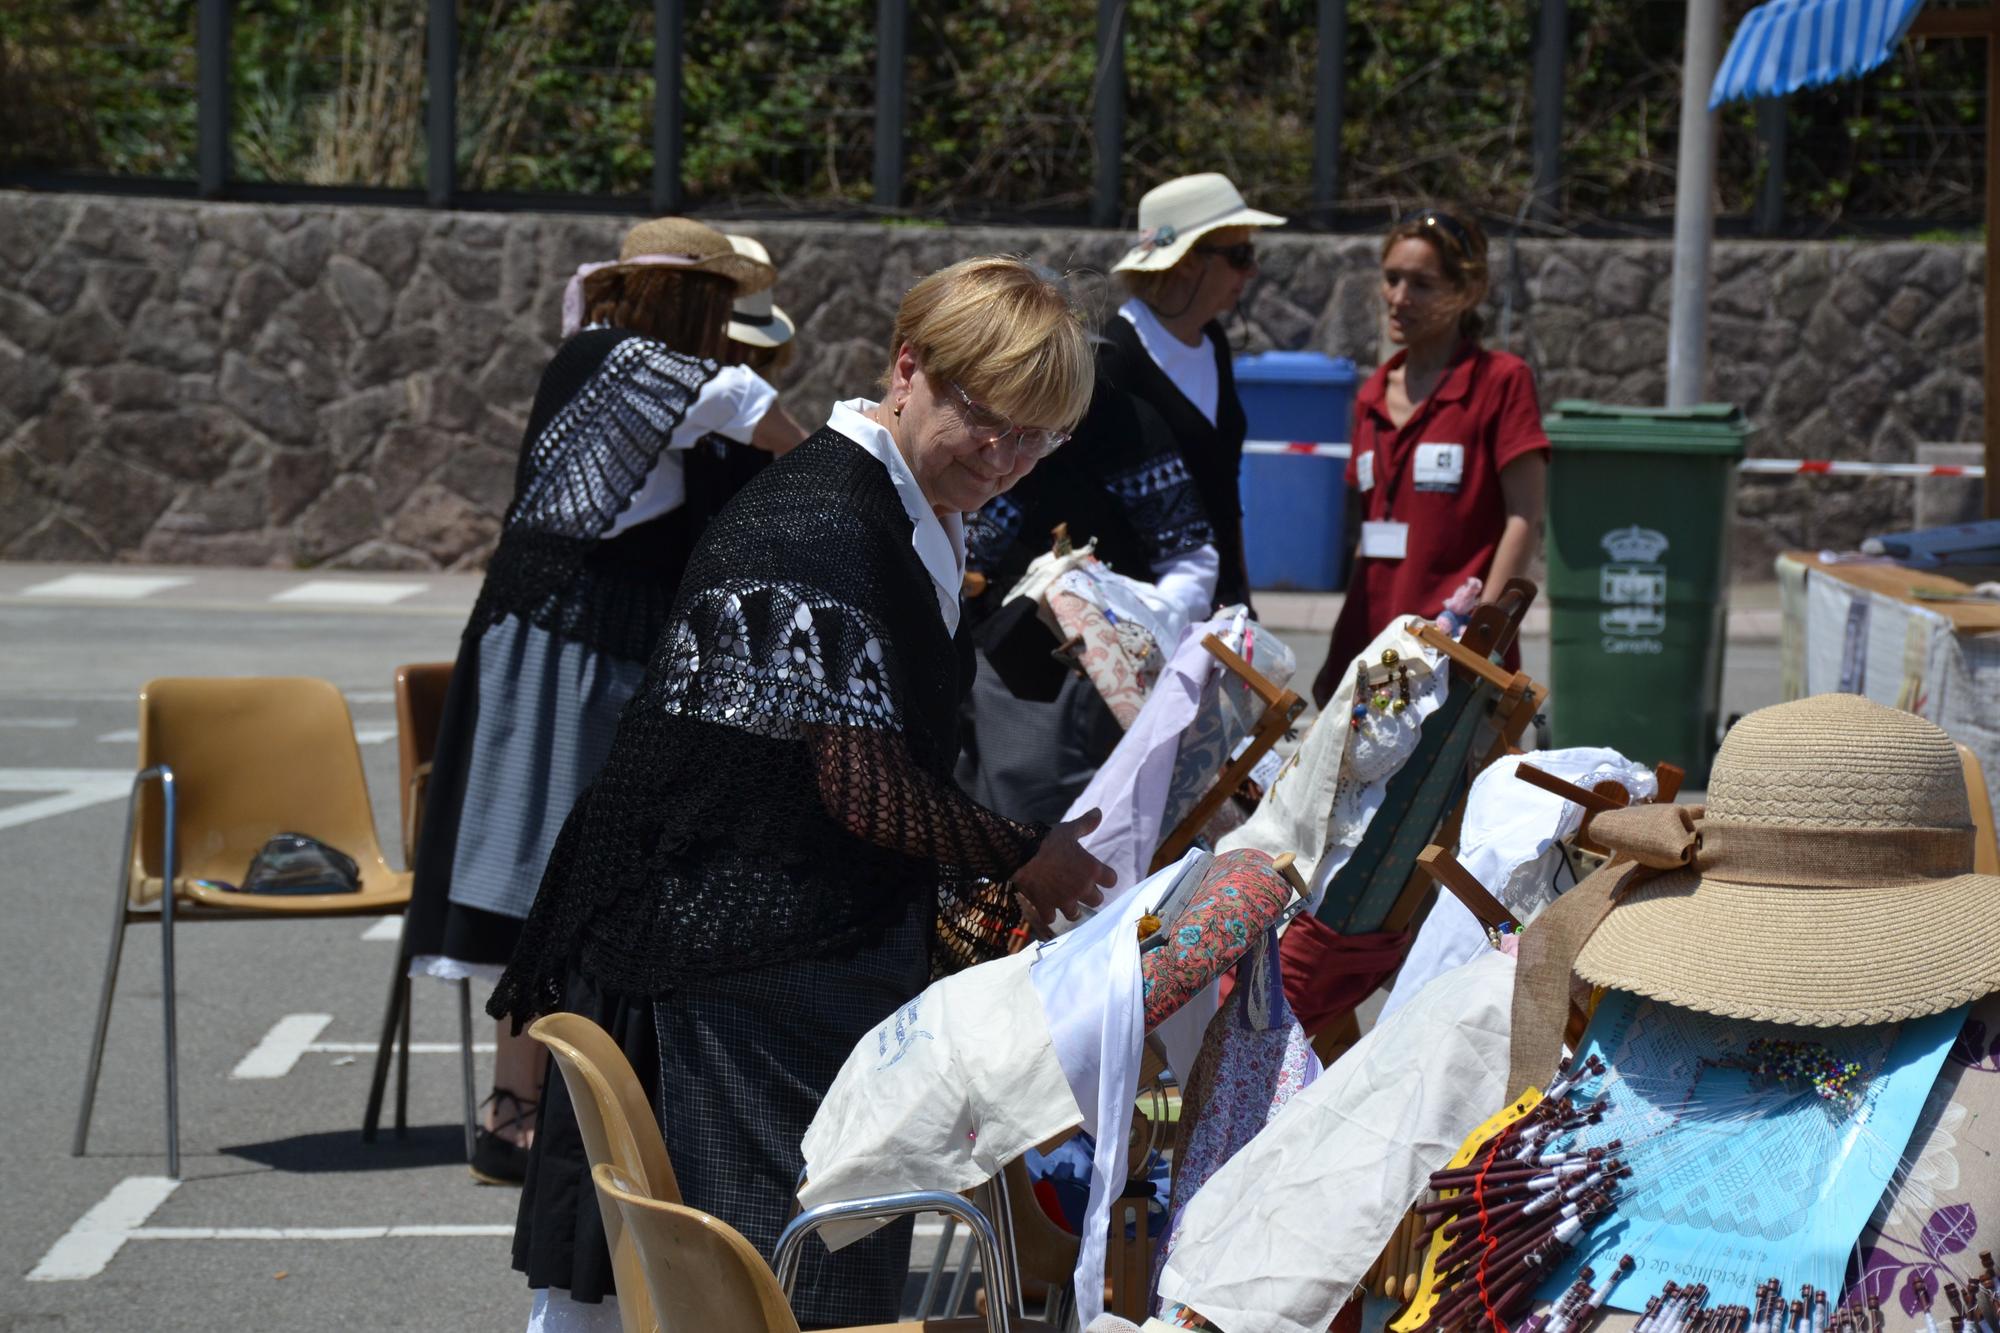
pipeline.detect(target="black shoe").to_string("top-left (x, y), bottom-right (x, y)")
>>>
top-left (468, 1090), bottom-right (535, 1186)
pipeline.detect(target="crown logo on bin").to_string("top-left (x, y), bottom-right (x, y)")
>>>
top-left (1600, 525), bottom-right (1669, 563)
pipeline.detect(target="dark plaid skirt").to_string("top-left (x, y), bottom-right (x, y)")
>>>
top-left (653, 905), bottom-right (929, 1329)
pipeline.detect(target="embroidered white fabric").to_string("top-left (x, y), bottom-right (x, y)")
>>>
top-left (1155, 951), bottom-right (1518, 1333)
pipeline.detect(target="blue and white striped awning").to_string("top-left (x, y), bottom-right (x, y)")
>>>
top-left (1709, 0), bottom-right (1928, 107)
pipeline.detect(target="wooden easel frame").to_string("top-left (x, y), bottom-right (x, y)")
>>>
top-left (1148, 634), bottom-right (1306, 872)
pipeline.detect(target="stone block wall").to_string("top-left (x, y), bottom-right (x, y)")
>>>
top-left (0, 191), bottom-right (1984, 577)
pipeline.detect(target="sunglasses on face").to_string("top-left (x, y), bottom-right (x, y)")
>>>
top-left (1194, 241), bottom-right (1257, 271)
top-left (948, 380), bottom-right (1070, 459)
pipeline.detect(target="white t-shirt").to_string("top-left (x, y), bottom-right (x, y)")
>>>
top-left (1120, 297), bottom-right (1219, 426)
top-left (604, 362), bottom-right (779, 537)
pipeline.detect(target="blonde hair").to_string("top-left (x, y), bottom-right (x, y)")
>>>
top-left (884, 256), bottom-right (1094, 433)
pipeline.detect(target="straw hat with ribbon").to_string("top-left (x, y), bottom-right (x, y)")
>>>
top-left (723, 235), bottom-right (796, 349)
top-left (560, 217), bottom-right (776, 337)
top-left (1506, 692), bottom-right (2000, 1100)
top-left (1111, 172), bottom-right (1286, 275)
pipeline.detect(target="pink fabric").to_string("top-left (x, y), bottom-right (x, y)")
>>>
top-left (1276, 914), bottom-right (1411, 1033)
top-left (1048, 588), bottom-right (1155, 727)
top-left (560, 253), bottom-right (700, 336)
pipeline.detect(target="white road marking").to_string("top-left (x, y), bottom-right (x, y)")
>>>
top-left (361, 916), bottom-right (402, 940)
top-left (311, 1041), bottom-right (494, 1055)
top-left (22, 573), bottom-right (193, 600)
top-left (0, 717), bottom-right (77, 729)
top-left (0, 768), bottom-right (131, 832)
top-left (230, 1014), bottom-right (333, 1079)
top-left (271, 580), bottom-right (426, 606)
top-left (235, 1014), bottom-right (491, 1079)
top-left (347, 690), bottom-right (396, 704)
top-left (27, 1176), bottom-right (179, 1281)
top-left (30, 1176), bottom-right (509, 1281)
top-left (96, 729), bottom-right (138, 743)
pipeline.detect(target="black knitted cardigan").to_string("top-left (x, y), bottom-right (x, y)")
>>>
top-left (465, 327), bottom-right (723, 664)
top-left (489, 426), bottom-right (1046, 1022)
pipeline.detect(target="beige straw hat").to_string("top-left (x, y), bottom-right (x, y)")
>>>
top-left (1574, 693), bottom-right (2000, 1026)
top-left (615, 217), bottom-right (775, 295)
top-left (1111, 172), bottom-right (1286, 274)
top-left (723, 235), bottom-right (795, 348)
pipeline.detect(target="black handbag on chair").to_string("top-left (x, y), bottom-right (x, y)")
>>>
top-left (238, 832), bottom-right (362, 896)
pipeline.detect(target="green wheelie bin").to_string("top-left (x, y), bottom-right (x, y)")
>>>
top-left (1543, 401), bottom-right (1750, 788)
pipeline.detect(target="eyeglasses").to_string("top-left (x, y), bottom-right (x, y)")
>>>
top-left (1194, 241), bottom-right (1257, 271)
top-left (1397, 209), bottom-right (1475, 257)
top-left (948, 380), bottom-right (1070, 458)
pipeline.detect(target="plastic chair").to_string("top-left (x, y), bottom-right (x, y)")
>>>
top-left (1961, 744), bottom-right (1999, 875)
top-left (72, 677), bottom-right (414, 1178)
top-left (360, 662), bottom-right (477, 1156)
top-left (598, 1163), bottom-right (1017, 1333)
top-left (528, 1012), bottom-right (682, 1333)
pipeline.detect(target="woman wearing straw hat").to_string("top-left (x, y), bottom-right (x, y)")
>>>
top-left (400, 216), bottom-right (807, 1190)
top-left (1311, 206), bottom-right (1548, 708)
top-left (675, 233), bottom-right (801, 547)
top-left (1107, 171), bottom-right (1286, 611)
top-left (491, 256), bottom-right (1115, 1328)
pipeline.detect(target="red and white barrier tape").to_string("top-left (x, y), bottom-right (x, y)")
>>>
top-left (1244, 440), bottom-right (1986, 479)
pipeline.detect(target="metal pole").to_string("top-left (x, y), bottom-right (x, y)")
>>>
top-left (1753, 98), bottom-right (1787, 236)
top-left (1092, 0), bottom-right (1126, 228)
top-left (426, 0), bottom-right (456, 207)
top-left (1312, 0), bottom-right (1348, 228)
top-left (1986, 30), bottom-right (1999, 516)
top-left (1530, 0), bottom-right (1567, 225)
top-left (1665, 0), bottom-right (1722, 408)
top-left (652, 0), bottom-right (684, 212)
top-left (196, 0), bottom-right (229, 197)
top-left (874, 0), bottom-right (907, 209)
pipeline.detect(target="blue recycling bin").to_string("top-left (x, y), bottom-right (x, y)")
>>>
top-left (1234, 351), bottom-right (1359, 591)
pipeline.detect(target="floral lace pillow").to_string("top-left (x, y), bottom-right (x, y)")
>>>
top-left (1850, 993), bottom-right (2000, 1317)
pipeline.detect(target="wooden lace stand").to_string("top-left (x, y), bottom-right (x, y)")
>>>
top-left (1357, 758), bottom-right (1684, 1307)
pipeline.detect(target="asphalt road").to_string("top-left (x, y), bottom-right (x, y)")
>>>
top-left (0, 564), bottom-right (1784, 1330)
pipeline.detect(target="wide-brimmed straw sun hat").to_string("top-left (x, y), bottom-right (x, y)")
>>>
top-left (724, 235), bottom-right (795, 348)
top-left (1111, 172), bottom-right (1286, 274)
top-left (1574, 693), bottom-right (2000, 1026)
top-left (560, 216), bottom-right (776, 337)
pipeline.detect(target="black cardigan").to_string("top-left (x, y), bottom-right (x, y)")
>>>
top-left (1097, 314), bottom-right (1254, 609)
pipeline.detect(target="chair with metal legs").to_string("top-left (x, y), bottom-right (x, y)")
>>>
top-left (359, 661), bottom-right (478, 1156)
top-left (73, 677), bottom-right (414, 1178)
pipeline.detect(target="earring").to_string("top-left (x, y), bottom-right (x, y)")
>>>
top-left (893, 401), bottom-right (903, 418)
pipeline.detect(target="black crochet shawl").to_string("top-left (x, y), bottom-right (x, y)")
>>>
top-left (963, 372), bottom-right (1215, 624)
top-left (489, 426), bottom-right (1046, 1022)
top-left (466, 327), bottom-right (722, 664)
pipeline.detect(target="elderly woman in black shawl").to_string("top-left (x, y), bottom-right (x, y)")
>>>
top-left (492, 256), bottom-right (1113, 1328)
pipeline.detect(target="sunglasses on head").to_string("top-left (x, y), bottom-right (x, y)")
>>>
top-left (1193, 240), bottom-right (1257, 271)
top-left (1398, 209), bottom-right (1474, 257)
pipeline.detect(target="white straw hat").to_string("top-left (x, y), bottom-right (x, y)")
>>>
top-left (724, 235), bottom-right (795, 349)
top-left (1574, 693), bottom-right (2000, 1026)
top-left (1111, 172), bottom-right (1286, 274)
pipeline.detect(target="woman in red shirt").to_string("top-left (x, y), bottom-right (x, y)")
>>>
top-left (1311, 207), bottom-right (1549, 707)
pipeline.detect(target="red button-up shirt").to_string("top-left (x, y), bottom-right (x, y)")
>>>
top-left (1322, 344), bottom-right (1549, 689)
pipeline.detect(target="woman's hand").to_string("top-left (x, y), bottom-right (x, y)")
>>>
top-left (1012, 808), bottom-right (1115, 927)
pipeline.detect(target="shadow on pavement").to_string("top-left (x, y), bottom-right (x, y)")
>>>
top-left (224, 1124), bottom-right (468, 1173)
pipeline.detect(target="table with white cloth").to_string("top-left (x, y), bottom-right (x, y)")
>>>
top-left (1776, 551), bottom-right (2000, 816)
